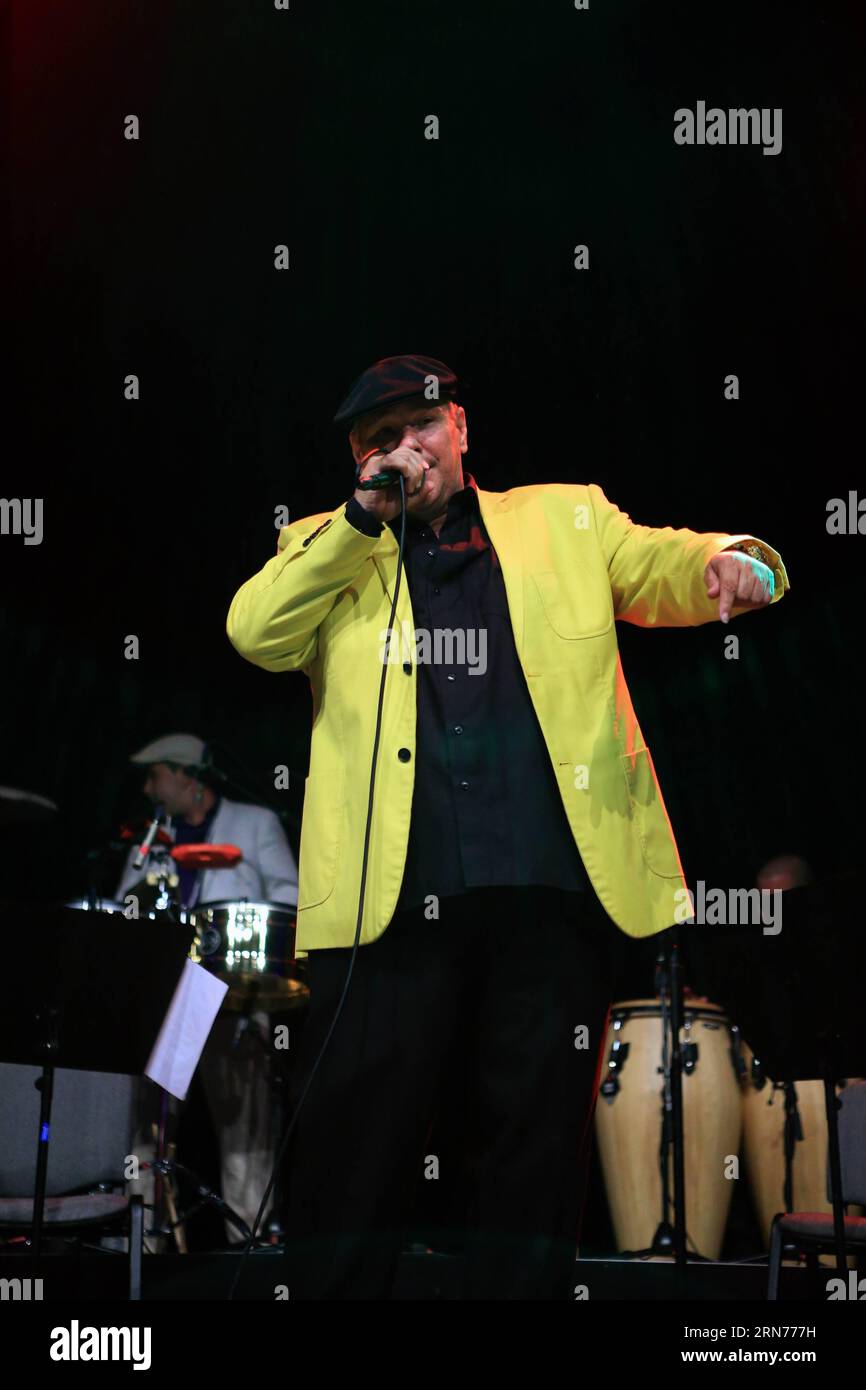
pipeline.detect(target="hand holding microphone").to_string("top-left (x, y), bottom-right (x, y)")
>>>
top-left (353, 445), bottom-right (430, 524)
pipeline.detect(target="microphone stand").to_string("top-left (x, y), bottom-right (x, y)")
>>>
top-left (667, 925), bottom-right (688, 1276)
top-left (782, 1082), bottom-right (803, 1215)
top-left (630, 929), bottom-right (689, 1282)
top-left (650, 945), bottom-right (692, 1273)
top-left (614, 934), bottom-right (695, 1278)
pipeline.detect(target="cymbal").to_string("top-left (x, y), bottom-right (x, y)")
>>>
top-left (171, 843), bottom-right (243, 870)
top-left (220, 973), bottom-right (309, 1013)
top-left (0, 786), bottom-right (58, 827)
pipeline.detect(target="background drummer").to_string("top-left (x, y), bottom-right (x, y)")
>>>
top-left (116, 732), bottom-right (298, 908)
top-left (117, 731), bottom-right (298, 1245)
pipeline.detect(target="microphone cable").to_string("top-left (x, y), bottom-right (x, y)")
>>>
top-left (228, 468), bottom-right (408, 1298)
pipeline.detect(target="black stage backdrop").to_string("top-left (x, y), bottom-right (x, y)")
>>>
top-left (5, 1), bottom-right (863, 906)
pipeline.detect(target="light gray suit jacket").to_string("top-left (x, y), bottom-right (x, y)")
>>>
top-left (115, 796), bottom-right (298, 909)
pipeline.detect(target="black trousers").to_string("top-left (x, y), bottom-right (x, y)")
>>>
top-left (281, 884), bottom-right (624, 1299)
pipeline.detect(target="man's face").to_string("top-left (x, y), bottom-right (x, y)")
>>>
top-left (350, 398), bottom-right (468, 522)
top-left (141, 763), bottom-right (190, 817)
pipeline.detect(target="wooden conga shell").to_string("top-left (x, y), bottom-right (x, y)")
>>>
top-left (740, 1043), bottom-right (863, 1248)
top-left (595, 1000), bottom-right (742, 1260)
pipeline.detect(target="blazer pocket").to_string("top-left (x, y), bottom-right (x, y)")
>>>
top-left (297, 773), bottom-right (341, 909)
top-left (532, 568), bottom-right (613, 640)
top-left (619, 748), bottom-right (683, 879)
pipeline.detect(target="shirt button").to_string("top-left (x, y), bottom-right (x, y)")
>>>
top-left (453, 725), bottom-right (463, 735)
top-left (398, 748), bottom-right (412, 762)
top-left (402, 662), bottom-right (412, 674)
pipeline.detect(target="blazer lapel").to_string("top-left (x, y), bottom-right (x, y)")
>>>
top-left (476, 488), bottom-right (524, 650)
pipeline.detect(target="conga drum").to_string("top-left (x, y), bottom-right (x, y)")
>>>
top-left (595, 999), bottom-right (742, 1260)
top-left (740, 1042), bottom-right (863, 1247)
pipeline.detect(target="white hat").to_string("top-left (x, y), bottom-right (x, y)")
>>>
top-left (130, 733), bottom-right (206, 768)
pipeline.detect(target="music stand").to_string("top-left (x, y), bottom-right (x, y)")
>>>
top-left (0, 901), bottom-right (193, 1271)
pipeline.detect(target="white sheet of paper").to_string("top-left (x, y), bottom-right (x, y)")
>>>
top-left (144, 959), bottom-right (228, 1100)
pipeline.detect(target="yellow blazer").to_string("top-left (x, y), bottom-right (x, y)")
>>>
top-left (227, 482), bottom-right (789, 952)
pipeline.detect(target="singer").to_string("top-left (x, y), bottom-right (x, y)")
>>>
top-left (226, 353), bottom-right (790, 1299)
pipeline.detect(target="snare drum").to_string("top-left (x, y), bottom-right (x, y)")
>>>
top-left (187, 900), bottom-right (307, 1011)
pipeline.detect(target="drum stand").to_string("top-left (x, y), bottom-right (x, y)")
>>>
top-left (230, 994), bottom-right (291, 1244)
top-left (781, 1081), bottom-right (804, 1214)
top-left (149, 864), bottom-right (185, 1247)
top-left (264, 1013), bottom-right (296, 1243)
top-left (147, 1157), bottom-right (253, 1245)
top-left (631, 929), bottom-right (690, 1274)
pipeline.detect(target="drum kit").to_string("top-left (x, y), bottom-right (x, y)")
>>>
top-left (68, 820), bottom-right (308, 1012)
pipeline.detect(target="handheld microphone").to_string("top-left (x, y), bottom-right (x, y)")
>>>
top-left (357, 472), bottom-right (401, 491)
top-left (133, 803), bottom-right (165, 871)
top-left (355, 444), bottom-right (403, 491)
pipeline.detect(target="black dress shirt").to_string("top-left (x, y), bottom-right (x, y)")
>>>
top-left (171, 797), bottom-right (221, 908)
top-left (344, 473), bottom-right (589, 911)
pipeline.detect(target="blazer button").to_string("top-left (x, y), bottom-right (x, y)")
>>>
top-left (398, 747), bottom-right (412, 762)
top-left (402, 662), bottom-right (412, 675)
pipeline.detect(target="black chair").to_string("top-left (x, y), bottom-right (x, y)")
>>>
top-left (0, 1062), bottom-right (144, 1299)
top-left (768, 1080), bottom-right (866, 1299)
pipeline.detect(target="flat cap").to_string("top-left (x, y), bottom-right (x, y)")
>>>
top-left (130, 733), bottom-right (206, 769)
top-left (333, 354), bottom-right (458, 429)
